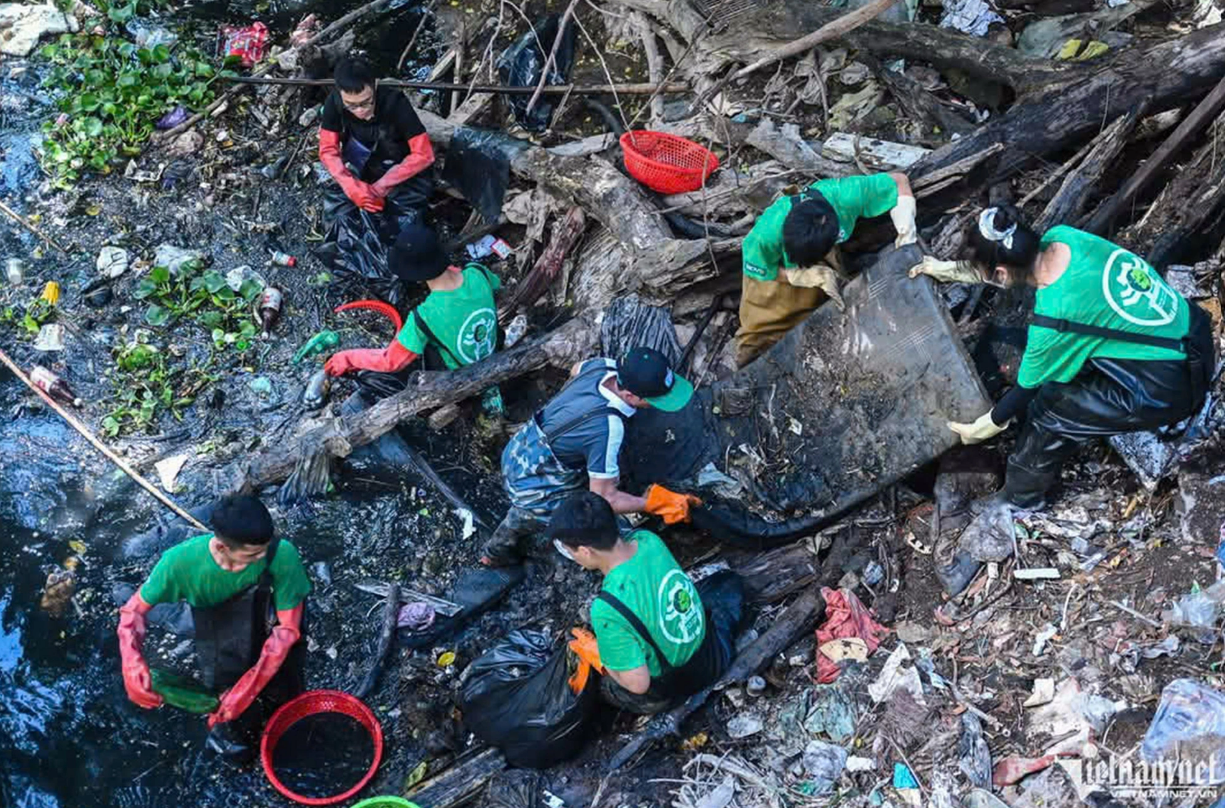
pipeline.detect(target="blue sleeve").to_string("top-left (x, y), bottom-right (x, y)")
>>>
top-left (584, 415), bottom-right (624, 480)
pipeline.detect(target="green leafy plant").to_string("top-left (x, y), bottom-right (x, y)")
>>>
top-left (133, 262), bottom-right (263, 351)
top-left (36, 32), bottom-right (222, 187)
top-left (102, 339), bottom-right (217, 436)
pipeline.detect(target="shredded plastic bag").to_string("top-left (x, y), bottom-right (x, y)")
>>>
top-left (1141, 678), bottom-right (1225, 782)
top-left (497, 13), bottom-right (577, 131)
top-left (460, 629), bottom-right (600, 769)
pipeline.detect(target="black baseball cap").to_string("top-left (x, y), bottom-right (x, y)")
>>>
top-left (617, 347), bottom-right (693, 412)
top-left (390, 223), bottom-right (449, 283)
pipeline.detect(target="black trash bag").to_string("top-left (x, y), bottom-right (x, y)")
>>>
top-left (440, 127), bottom-right (529, 223)
top-left (315, 181), bottom-right (428, 307)
top-left (695, 570), bottom-right (746, 676)
top-left (497, 13), bottom-right (577, 131)
top-left (461, 628), bottom-right (600, 769)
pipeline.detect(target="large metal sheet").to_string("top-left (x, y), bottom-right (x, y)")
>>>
top-left (622, 244), bottom-right (991, 524)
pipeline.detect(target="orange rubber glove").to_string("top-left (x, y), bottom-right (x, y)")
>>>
top-left (371, 132), bottom-right (434, 197)
top-left (324, 341), bottom-right (418, 376)
top-left (207, 603), bottom-right (303, 728)
top-left (644, 485), bottom-right (702, 525)
top-left (118, 591), bottom-right (163, 710)
top-left (320, 128), bottom-right (383, 212)
top-left (568, 627), bottom-right (602, 694)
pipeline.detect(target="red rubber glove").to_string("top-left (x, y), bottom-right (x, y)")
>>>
top-left (208, 603), bottom-right (303, 728)
top-left (354, 185), bottom-right (385, 212)
top-left (324, 341), bottom-right (418, 376)
top-left (320, 128), bottom-right (384, 211)
top-left (118, 591), bottom-right (163, 710)
top-left (644, 484), bottom-right (702, 525)
top-left (371, 132), bottom-right (435, 197)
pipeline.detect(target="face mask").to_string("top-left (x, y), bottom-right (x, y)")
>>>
top-left (553, 539), bottom-right (576, 562)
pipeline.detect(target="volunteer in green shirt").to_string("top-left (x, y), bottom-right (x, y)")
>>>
top-left (735, 171), bottom-right (917, 367)
top-left (925, 206), bottom-right (1213, 512)
top-left (324, 222), bottom-right (503, 412)
top-left (548, 492), bottom-right (743, 715)
top-left (117, 495), bottom-right (312, 763)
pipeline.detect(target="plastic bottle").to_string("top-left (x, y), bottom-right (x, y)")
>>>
top-left (5, 258), bottom-right (23, 285)
top-left (258, 286), bottom-right (283, 337)
top-left (269, 250), bottom-right (296, 267)
top-left (503, 313), bottom-right (528, 348)
top-left (293, 330), bottom-right (340, 363)
top-left (30, 366), bottom-right (83, 407)
top-left (303, 369), bottom-right (330, 410)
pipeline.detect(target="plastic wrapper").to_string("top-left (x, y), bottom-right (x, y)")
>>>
top-left (496, 13), bottom-right (577, 131)
top-left (460, 629), bottom-right (600, 769)
top-left (150, 668), bottom-right (219, 713)
top-left (1140, 678), bottom-right (1225, 782)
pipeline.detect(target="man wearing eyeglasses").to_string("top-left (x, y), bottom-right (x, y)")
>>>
top-left (318, 56), bottom-right (435, 219)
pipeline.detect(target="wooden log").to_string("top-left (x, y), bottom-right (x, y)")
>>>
top-left (498, 207), bottom-right (586, 321)
top-left (409, 747), bottom-right (507, 808)
top-left (615, 0), bottom-right (1069, 94)
top-left (908, 23), bottom-right (1225, 186)
top-left (726, 543), bottom-right (819, 601)
top-left (1082, 73), bottom-right (1225, 235)
top-left (354, 582), bottom-right (398, 698)
top-left (226, 315), bottom-right (598, 493)
top-left (608, 583), bottom-right (827, 770)
top-left (1119, 110), bottom-right (1225, 266)
top-left (862, 53), bottom-right (976, 142)
top-left (220, 75), bottom-right (691, 95)
top-left (1033, 101), bottom-right (1146, 232)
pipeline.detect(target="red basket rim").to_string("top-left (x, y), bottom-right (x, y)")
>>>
top-left (619, 130), bottom-right (719, 175)
top-left (260, 689), bottom-right (384, 806)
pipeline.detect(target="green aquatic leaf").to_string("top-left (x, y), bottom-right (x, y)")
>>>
top-left (145, 304), bottom-right (171, 326)
top-left (150, 265), bottom-right (170, 285)
top-left (80, 117), bottom-right (103, 137)
top-left (200, 270), bottom-right (227, 294)
top-left (107, 1), bottom-right (135, 22)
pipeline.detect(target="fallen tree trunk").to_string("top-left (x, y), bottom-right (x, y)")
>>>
top-left (615, 0), bottom-right (1070, 94)
top-left (1118, 109), bottom-right (1225, 266)
top-left (1083, 73), bottom-right (1225, 235)
top-left (609, 583), bottom-right (827, 770)
top-left (226, 314), bottom-right (598, 493)
top-left (420, 109), bottom-right (720, 310)
top-left (409, 747), bottom-right (507, 808)
top-left (908, 23), bottom-right (1225, 185)
top-left (1033, 101), bottom-right (1147, 232)
top-left (497, 206), bottom-right (586, 321)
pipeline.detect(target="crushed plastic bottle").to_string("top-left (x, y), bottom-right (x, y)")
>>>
top-left (6, 258), bottom-right (25, 285)
top-left (503, 313), bottom-right (528, 348)
top-left (1162, 580), bottom-right (1225, 643)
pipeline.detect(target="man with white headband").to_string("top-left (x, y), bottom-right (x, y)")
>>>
top-left (735, 171), bottom-right (918, 367)
top-left (915, 206), bottom-right (1213, 516)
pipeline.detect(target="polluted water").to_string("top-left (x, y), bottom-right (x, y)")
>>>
top-left (271, 712), bottom-right (374, 799)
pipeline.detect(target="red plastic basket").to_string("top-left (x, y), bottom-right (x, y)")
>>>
top-left (620, 131), bottom-right (720, 195)
top-left (261, 690), bottom-right (384, 806)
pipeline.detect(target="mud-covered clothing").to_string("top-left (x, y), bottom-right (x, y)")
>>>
top-left (741, 173), bottom-right (899, 282)
top-left (735, 250), bottom-right (839, 367)
top-left (1016, 226), bottom-right (1191, 390)
top-left (591, 531), bottom-right (705, 676)
top-left (394, 263), bottom-right (501, 369)
top-left (320, 86), bottom-right (428, 180)
top-left (139, 534), bottom-right (311, 613)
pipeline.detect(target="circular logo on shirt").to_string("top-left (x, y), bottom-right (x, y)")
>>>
top-left (1101, 249), bottom-right (1178, 327)
top-left (657, 569), bottom-right (704, 645)
top-left (457, 307), bottom-right (498, 364)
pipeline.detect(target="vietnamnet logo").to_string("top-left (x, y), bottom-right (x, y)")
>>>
top-left (1062, 755), bottom-right (1223, 799)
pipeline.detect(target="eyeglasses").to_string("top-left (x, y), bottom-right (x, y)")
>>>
top-left (342, 95), bottom-right (375, 114)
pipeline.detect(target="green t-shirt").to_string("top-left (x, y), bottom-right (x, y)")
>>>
top-left (395, 263), bottom-right (501, 370)
top-left (1017, 226), bottom-right (1190, 389)
top-left (139, 534), bottom-right (312, 612)
top-left (742, 173), bottom-right (900, 281)
top-left (590, 531), bottom-right (705, 676)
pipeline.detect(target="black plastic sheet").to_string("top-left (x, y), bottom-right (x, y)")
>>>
top-left (497, 13), bottom-right (577, 132)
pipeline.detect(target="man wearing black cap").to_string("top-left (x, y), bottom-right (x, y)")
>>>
top-left (481, 347), bottom-right (702, 566)
top-left (324, 224), bottom-right (501, 393)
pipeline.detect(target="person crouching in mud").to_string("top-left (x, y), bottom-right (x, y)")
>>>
top-left (323, 223), bottom-right (505, 414)
top-left (481, 347), bottom-right (702, 567)
top-left (117, 495), bottom-right (311, 763)
top-left (318, 56), bottom-right (435, 224)
top-left (912, 205), bottom-right (1214, 512)
top-left (551, 492), bottom-right (743, 715)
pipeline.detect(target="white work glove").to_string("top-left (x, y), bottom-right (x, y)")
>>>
top-left (948, 411), bottom-right (1010, 445)
top-left (890, 195), bottom-right (918, 248)
top-left (784, 266), bottom-right (844, 311)
top-left (908, 256), bottom-right (984, 284)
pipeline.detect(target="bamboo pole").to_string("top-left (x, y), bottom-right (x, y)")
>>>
top-left (0, 200), bottom-right (69, 254)
top-left (218, 75), bottom-right (691, 96)
top-left (0, 348), bottom-right (208, 531)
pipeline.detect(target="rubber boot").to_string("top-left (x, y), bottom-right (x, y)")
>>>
top-left (935, 550), bottom-right (983, 597)
top-left (1001, 463), bottom-right (1056, 512)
